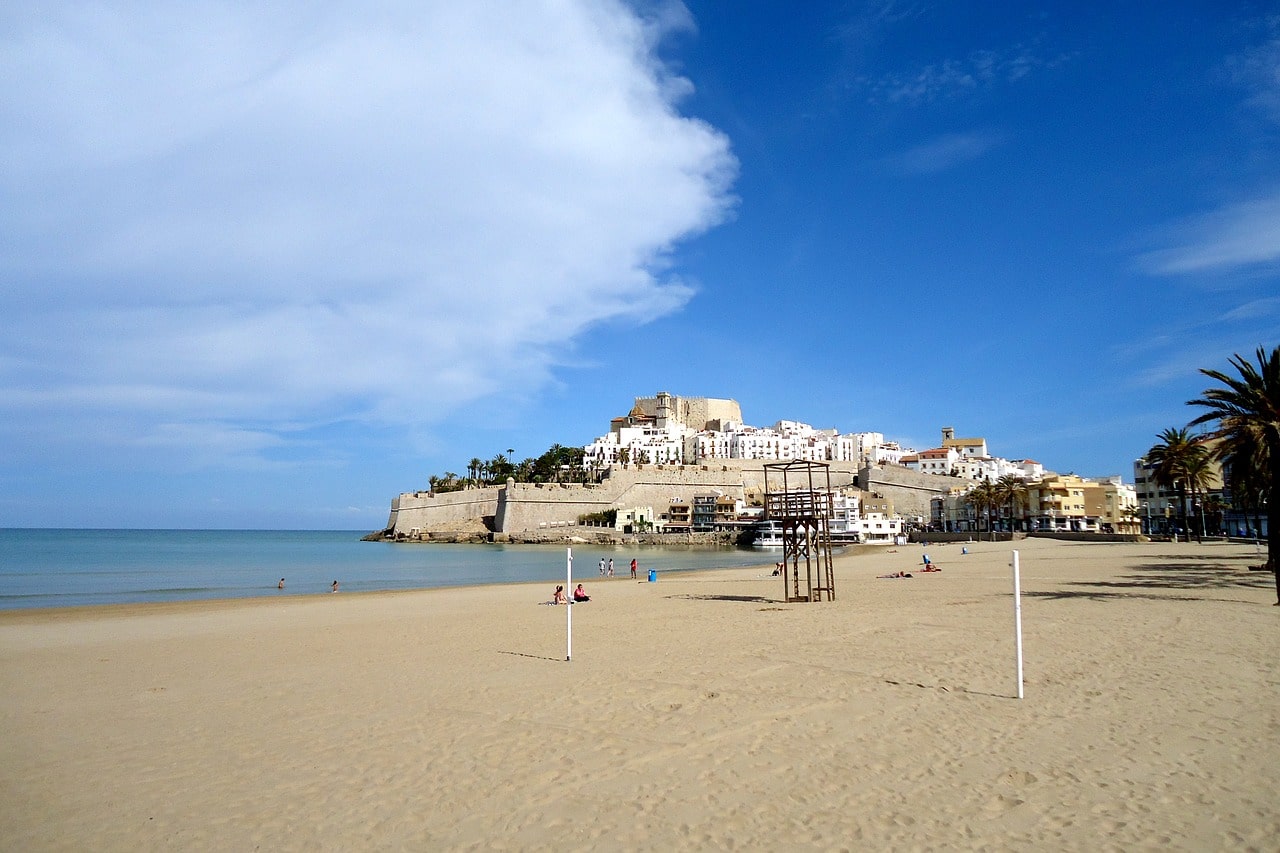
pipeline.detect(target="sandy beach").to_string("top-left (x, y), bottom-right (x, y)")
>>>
top-left (1, 537), bottom-right (1276, 851)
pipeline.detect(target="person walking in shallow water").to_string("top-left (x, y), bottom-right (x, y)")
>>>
top-left (331, 580), bottom-right (339, 593)
top-left (599, 558), bottom-right (605, 576)
top-left (607, 558), bottom-right (614, 577)
top-left (278, 578), bottom-right (285, 590)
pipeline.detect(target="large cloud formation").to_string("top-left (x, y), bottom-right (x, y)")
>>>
top-left (0, 2), bottom-right (735, 466)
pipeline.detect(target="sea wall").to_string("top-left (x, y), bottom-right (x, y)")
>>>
top-left (386, 486), bottom-right (502, 534)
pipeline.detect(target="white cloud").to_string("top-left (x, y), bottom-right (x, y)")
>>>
top-left (0, 2), bottom-right (736, 464)
top-left (858, 45), bottom-right (1067, 105)
top-left (887, 130), bottom-right (1003, 174)
top-left (1139, 194), bottom-right (1280, 275)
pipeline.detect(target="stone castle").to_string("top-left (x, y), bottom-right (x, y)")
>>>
top-left (377, 393), bottom-right (962, 541)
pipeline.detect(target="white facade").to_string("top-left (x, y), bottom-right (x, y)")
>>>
top-left (828, 492), bottom-right (862, 537)
top-left (953, 456), bottom-right (1034, 482)
top-left (857, 512), bottom-right (903, 544)
top-left (910, 447), bottom-right (960, 476)
top-left (584, 423), bottom-right (692, 470)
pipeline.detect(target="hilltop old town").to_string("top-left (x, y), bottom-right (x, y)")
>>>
top-left (376, 392), bottom-right (1249, 545)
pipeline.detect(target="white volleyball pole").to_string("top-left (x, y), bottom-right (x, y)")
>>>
top-left (1012, 549), bottom-right (1024, 700)
top-left (566, 547), bottom-right (573, 662)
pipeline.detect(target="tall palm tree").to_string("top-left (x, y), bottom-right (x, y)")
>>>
top-left (1187, 345), bottom-right (1280, 604)
top-left (996, 474), bottom-right (1029, 532)
top-left (1145, 426), bottom-right (1208, 539)
top-left (966, 479), bottom-right (1000, 540)
top-left (1182, 450), bottom-right (1216, 541)
top-left (1221, 431), bottom-right (1269, 539)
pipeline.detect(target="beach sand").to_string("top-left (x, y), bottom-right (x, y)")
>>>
top-left (1, 537), bottom-right (1276, 851)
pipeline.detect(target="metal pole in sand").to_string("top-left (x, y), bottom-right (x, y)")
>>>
top-left (566, 547), bottom-right (573, 662)
top-left (1012, 549), bottom-right (1024, 699)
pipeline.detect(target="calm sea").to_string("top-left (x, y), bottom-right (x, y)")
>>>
top-left (0, 529), bottom-right (779, 610)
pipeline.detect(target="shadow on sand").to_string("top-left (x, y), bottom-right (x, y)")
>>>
top-left (668, 593), bottom-right (777, 604)
top-left (1027, 556), bottom-right (1274, 604)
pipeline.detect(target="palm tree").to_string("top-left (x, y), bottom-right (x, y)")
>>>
top-left (468, 457), bottom-right (483, 488)
top-left (1121, 504), bottom-right (1144, 535)
top-left (1187, 345), bottom-right (1280, 604)
top-left (996, 474), bottom-right (1029, 532)
top-left (1222, 432), bottom-right (1268, 539)
top-left (1182, 450), bottom-right (1215, 541)
top-left (965, 479), bottom-right (1000, 540)
top-left (1145, 426), bottom-right (1208, 539)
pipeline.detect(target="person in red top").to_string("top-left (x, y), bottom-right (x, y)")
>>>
top-left (573, 583), bottom-right (590, 602)
top-left (630, 558), bottom-right (638, 579)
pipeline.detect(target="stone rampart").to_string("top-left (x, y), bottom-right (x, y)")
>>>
top-left (385, 461), bottom-right (863, 537)
top-left (387, 486), bottom-right (503, 533)
top-left (858, 464), bottom-right (970, 518)
top-left (496, 466), bottom-right (751, 533)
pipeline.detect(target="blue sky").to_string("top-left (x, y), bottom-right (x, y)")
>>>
top-left (2, 1), bottom-right (1278, 529)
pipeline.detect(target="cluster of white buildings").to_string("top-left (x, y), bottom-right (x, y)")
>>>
top-left (586, 393), bottom-right (1139, 541)
top-left (582, 395), bottom-right (1042, 484)
top-left (582, 392), bottom-right (910, 471)
top-left (899, 429), bottom-right (1045, 483)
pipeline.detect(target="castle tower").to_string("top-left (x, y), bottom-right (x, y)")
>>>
top-left (941, 426), bottom-right (955, 442)
top-left (656, 391), bottom-right (672, 429)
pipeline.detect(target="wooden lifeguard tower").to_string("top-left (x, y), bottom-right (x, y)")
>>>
top-left (764, 460), bottom-right (836, 603)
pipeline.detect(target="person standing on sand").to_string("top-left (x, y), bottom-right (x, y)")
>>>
top-left (630, 558), bottom-right (637, 579)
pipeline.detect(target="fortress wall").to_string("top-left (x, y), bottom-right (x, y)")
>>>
top-left (495, 466), bottom-right (752, 533)
top-left (387, 462), bottom-right (864, 536)
top-left (495, 481), bottom-right (618, 532)
top-left (858, 464), bottom-right (970, 519)
top-left (387, 486), bottom-right (503, 533)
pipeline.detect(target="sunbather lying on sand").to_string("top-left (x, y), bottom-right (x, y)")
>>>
top-left (877, 571), bottom-right (913, 579)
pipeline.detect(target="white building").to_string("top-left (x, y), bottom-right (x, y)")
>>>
top-left (856, 512), bottom-right (903, 544)
top-left (583, 422), bottom-right (691, 470)
top-left (828, 491), bottom-right (862, 539)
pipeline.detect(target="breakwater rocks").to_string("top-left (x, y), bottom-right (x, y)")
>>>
top-left (363, 527), bottom-right (749, 547)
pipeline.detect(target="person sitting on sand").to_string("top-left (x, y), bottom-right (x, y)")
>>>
top-left (553, 585), bottom-right (568, 605)
top-left (573, 583), bottom-right (590, 602)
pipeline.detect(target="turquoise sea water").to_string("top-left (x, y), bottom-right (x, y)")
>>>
top-left (0, 529), bottom-right (778, 610)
